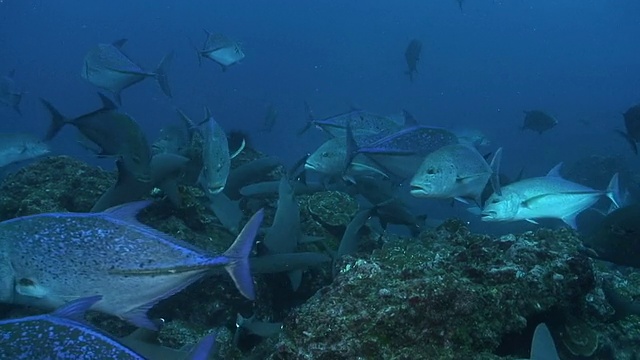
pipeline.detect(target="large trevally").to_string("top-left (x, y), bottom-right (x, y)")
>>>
top-left (0, 295), bottom-right (216, 360)
top-left (481, 163), bottom-right (619, 229)
top-left (298, 102), bottom-right (408, 138)
top-left (409, 144), bottom-right (501, 204)
top-left (348, 125), bottom-right (459, 179)
top-left (198, 108), bottom-right (231, 195)
top-left (0, 133), bottom-right (50, 168)
top-left (197, 31), bottom-right (245, 71)
top-left (82, 39), bottom-right (173, 104)
top-left (0, 201), bottom-right (263, 330)
top-left (305, 136), bottom-right (389, 180)
top-left (0, 70), bottom-right (23, 115)
top-left (41, 94), bottom-right (152, 182)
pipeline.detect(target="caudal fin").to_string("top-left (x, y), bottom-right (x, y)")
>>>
top-left (223, 209), bottom-right (264, 300)
top-left (605, 173), bottom-right (621, 210)
top-left (296, 101), bottom-right (315, 136)
top-left (155, 51), bottom-right (174, 98)
top-left (40, 98), bottom-right (68, 141)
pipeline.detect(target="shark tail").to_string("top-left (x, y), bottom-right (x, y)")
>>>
top-left (222, 209), bottom-right (264, 301)
top-left (155, 51), bottom-right (174, 98)
top-left (40, 98), bottom-right (69, 141)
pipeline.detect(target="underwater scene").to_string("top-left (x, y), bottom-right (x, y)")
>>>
top-left (1, 1), bottom-right (640, 359)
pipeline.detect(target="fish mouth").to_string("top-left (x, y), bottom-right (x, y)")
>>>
top-left (409, 185), bottom-right (429, 197)
top-left (480, 210), bottom-right (497, 221)
top-left (208, 186), bottom-right (224, 195)
top-left (304, 163), bottom-right (317, 171)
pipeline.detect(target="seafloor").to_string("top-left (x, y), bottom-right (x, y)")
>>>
top-left (0, 152), bottom-right (639, 360)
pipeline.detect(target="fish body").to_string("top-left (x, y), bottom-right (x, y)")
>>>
top-left (260, 103), bottom-right (278, 132)
top-left (82, 39), bottom-right (172, 104)
top-left (305, 137), bottom-right (388, 179)
top-left (41, 94), bottom-right (152, 182)
top-left (0, 201), bottom-right (262, 330)
top-left (410, 144), bottom-right (495, 202)
top-left (582, 204), bottom-right (640, 268)
top-left (0, 295), bottom-right (216, 360)
top-left (198, 32), bottom-right (245, 71)
top-left (0, 133), bottom-right (50, 168)
top-left (404, 39), bottom-right (422, 82)
top-left (522, 110), bottom-right (557, 134)
top-left (481, 164), bottom-right (619, 229)
top-left (357, 125), bottom-right (458, 156)
top-left (199, 112), bottom-right (230, 195)
top-left (0, 296), bottom-right (144, 359)
top-left (453, 128), bottom-right (491, 148)
top-left (353, 175), bottom-right (425, 236)
top-left (618, 104), bottom-right (640, 154)
top-left (299, 105), bottom-right (403, 138)
top-left (0, 70), bottom-right (23, 114)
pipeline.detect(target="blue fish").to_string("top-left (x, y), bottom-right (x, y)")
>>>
top-left (0, 201), bottom-right (263, 330)
top-left (0, 295), bottom-right (216, 360)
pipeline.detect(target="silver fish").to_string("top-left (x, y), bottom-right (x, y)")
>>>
top-left (197, 31), bottom-right (245, 71)
top-left (198, 109), bottom-right (230, 195)
top-left (410, 144), bottom-right (501, 203)
top-left (481, 163), bottom-right (619, 229)
top-left (82, 39), bottom-right (172, 104)
top-left (0, 133), bottom-right (50, 168)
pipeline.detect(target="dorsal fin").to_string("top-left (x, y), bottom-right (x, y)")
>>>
top-left (546, 162), bottom-right (563, 177)
top-left (112, 39), bottom-right (128, 48)
top-left (97, 92), bottom-right (117, 110)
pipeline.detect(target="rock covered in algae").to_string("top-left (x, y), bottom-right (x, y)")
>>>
top-left (0, 156), bottom-right (113, 220)
top-left (304, 191), bottom-right (359, 227)
top-left (268, 222), bottom-right (597, 359)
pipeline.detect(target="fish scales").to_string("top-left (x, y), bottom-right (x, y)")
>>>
top-left (0, 202), bottom-right (261, 329)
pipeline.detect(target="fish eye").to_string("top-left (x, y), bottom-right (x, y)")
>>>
top-left (321, 152), bottom-right (329, 157)
top-left (18, 278), bottom-right (35, 286)
top-left (427, 168), bottom-right (436, 174)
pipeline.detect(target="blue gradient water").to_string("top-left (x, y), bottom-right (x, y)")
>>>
top-left (1, 1), bottom-right (639, 234)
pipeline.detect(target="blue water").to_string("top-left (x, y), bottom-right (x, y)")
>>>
top-left (1, 0), bottom-right (639, 233)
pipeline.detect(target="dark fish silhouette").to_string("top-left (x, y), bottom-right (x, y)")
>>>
top-left (404, 39), bottom-right (422, 82)
top-left (582, 204), bottom-right (640, 268)
top-left (522, 110), bottom-right (558, 134)
top-left (41, 94), bottom-right (152, 182)
top-left (616, 104), bottom-right (640, 155)
top-left (0, 70), bottom-right (23, 115)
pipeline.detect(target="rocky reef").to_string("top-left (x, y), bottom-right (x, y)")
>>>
top-left (1, 155), bottom-right (640, 359)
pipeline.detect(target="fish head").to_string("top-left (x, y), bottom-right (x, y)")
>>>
top-left (201, 163), bottom-right (227, 195)
top-left (23, 140), bottom-right (51, 158)
top-left (121, 153), bottom-right (152, 183)
top-left (480, 192), bottom-right (520, 221)
top-left (409, 161), bottom-right (456, 198)
top-left (305, 139), bottom-right (345, 176)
